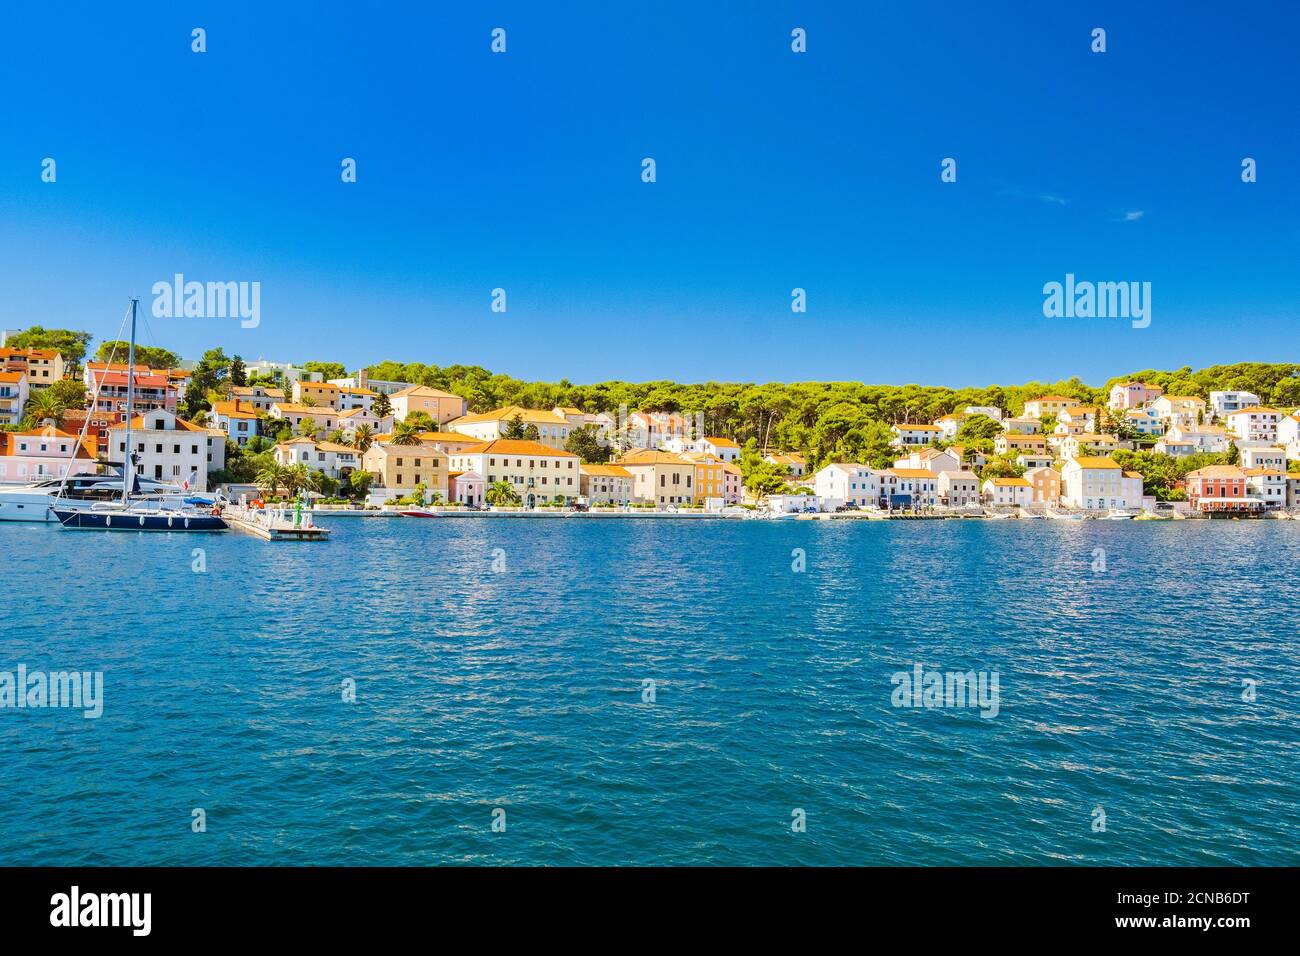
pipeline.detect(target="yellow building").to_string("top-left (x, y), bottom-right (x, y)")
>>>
top-left (447, 438), bottom-right (581, 507)
top-left (618, 449), bottom-right (697, 506)
top-left (0, 347), bottom-right (65, 388)
top-left (448, 405), bottom-right (574, 449)
top-left (292, 380), bottom-right (342, 409)
top-left (1022, 395), bottom-right (1082, 418)
top-left (361, 441), bottom-right (449, 500)
top-left (682, 452), bottom-right (727, 501)
top-left (390, 385), bottom-right (468, 425)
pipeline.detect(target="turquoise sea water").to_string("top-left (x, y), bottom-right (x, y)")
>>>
top-left (1, 517), bottom-right (1297, 866)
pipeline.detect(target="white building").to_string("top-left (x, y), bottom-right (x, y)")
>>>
top-left (107, 411), bottom-right (219, 492)
top-left (892, 447), bottom-right (961, 474)
top-left (890, 423), bottom-right (943, 447)
top-left (964, 405), bottom-right (1003, 421)
top-left (336, 406), bottom-right (393, 438)
top-left (1060, 456), bottom-right (1128, 511)
top-left (204, 400), bottom-right (260, 447)
top-left (1123, 406), bottom-right (1165, 436)
top-left (1163, 424), bottom-right (1230, 454)
top-left (245, 360), bottom-right (319, 384)
top-left (1209, 390), bottom-right (1261, 420)
top-left (937, 470), bottom-right (981, 507)
top-left (1015, 453), bottom-right (1055, 471)
top-left (1002, 415), bottom-right (1041, 434)
top-left (766, 493), bottom-right (825, 513)
top-left (763, 452), bottom-right (806, 476)
top-left (813, 463), bottom-right (878, 509)
top-left (1243, 469), bottom-right (1287, 510)
top-left (1224, 406), bottom-right (1284, 443)
top-left (697, 437), bottom-right (741, 462)
top-left (882, 469), bottom-right (940, 508)
top-left (0, 371), bottom-right (28, 426)
top-left (933, 413), bottom-right (964, 439)
top-left (982, 476), bottom-right (1032, 508)
top-left (1237, 443), bottom-right (1286, 471)
top-left (273, 438), bottom-right (361, 480)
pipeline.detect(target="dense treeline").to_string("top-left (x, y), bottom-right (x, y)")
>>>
top-left (364, 360), bottom-right (1300, 469)
top-left (9, 324), bottom-right (1300, 474)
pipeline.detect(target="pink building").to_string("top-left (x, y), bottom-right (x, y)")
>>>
top-left (722, 461), bottom-right (742, 503)
top-left (448, 470), bottom-right (484, 507)
top-left (0, 425), bottom-right (99, 484)
top-left (84, 364), bottom-right (182, 415)
top-left (1107, 381), bottom-right (1164, 410)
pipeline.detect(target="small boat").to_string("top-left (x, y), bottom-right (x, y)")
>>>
top-left (1103, 509), bottom-right (1135, 520)
top-left (398, 508), bottom-right (440, 518)
top-left (1045, 509), bottom-right (1083, 521)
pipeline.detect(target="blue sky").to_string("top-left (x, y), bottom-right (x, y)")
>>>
top-left (1, 2), bottom-right (1296, 386)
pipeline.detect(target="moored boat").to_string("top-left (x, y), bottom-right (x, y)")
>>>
top-left (53, 500), bottom-right (227, 531)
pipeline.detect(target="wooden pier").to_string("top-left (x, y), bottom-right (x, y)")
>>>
top-left (223, 504), bottom-right (331, 541)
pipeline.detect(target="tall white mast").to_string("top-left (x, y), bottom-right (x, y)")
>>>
top-left (122, 297), bottom-right (138, 504)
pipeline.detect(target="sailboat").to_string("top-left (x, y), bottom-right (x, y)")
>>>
top-left (51, 298), bottom-right (228, 532)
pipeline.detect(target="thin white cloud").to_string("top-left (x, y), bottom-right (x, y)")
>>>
top-left (1123, 210), bottom-right (1145, 221)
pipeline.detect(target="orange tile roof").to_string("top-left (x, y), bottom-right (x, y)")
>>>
top-left (393, 384), bottom-right (463, 400)
top-left (272, 402), bottom-right (335, 414)
top-left (466, 438), bottom-right (578, 457)
top-left (451, 404), bottom-right (568, 426)
top-left (210, 400), bottom-right (259, 420)
top-left (115, 414), bottom-right (208, 432)
top-left (581, 464), bottom-right (633, 478)
top-left (1187, 465), bottom-right (1247, 479)
top-left (1070, 456), bottom-right (1121, 469)
top-left (618, 449), bottom-right (692, 466)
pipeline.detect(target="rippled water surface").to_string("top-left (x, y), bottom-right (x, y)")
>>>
top-left (2, 517), bottom-right (1297, 865)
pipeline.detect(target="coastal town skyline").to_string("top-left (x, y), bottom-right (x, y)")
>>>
top-left (3, 3), bottom-right (1297, 385)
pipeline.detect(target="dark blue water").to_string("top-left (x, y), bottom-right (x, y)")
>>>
top-left (2, 517), bottom-right (1296, 865)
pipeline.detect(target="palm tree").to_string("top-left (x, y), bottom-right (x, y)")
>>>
top-left (23, 388), bottom-right (65, 427)
top-left (351, 424), bottom-right (374, 453)
top-left (309, 470), bottom-right (339, 497)
top-left (326, 428), bottom-right (346, 445)
top-left (391, 421), bottom-right (421, 446)
top-left (485, 480), bottom-right (521, 507)
top-left (283, 463), bottom-right (311, 498)
top-left (298, 418), bottom-right (320, 440)
top-left (255, 463), bottom-right (287, 497)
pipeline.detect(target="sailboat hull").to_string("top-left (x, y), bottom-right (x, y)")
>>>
top-left (52, 507), bottom-right (228, 532)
